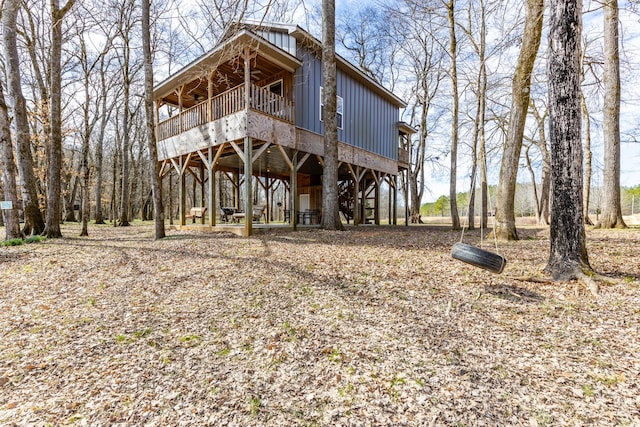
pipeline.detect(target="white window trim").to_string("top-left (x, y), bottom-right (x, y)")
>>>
top-left (267, 79), bottom-right (284, 96)
top-left (320, 86), bottom-right (343, 130)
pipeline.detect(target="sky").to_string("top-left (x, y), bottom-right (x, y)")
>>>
top-left (168, 0), bottom-right (640, 203)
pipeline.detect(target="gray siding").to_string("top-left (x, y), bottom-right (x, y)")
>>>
top-left (294, 46), bottom-right (398, 160)
top-left (255, 29), bottom-right (297, 56)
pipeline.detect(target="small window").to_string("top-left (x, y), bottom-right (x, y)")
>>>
top-left (320, 87), bottom-right (343, 129)
top-left (268, 80), bottom-right (283, 96)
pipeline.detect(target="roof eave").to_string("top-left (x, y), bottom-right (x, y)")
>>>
top-left (290, 27), bottom-right (407, 108)
top-left (153, 30), bottom-right (302, 101)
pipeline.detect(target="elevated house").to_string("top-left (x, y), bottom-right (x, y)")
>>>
top-left (153, 22), bottom-right (414, 236)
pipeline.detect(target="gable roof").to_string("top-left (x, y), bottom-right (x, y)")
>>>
top-left (154, 21), bottom-right (407, 109)
top-left (153, 29), bottom-right (302, 102)
top-left (241, 21), bottom-right (407, 108)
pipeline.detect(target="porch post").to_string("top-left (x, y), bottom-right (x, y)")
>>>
top-left (208, 146), bottom-right (215, 227)
top-left (393, 174), bottom-right (398, 225)
top-left (404, 170), bottom-right (409, 226)
top-left (387, 177), bottom-right (392, 225)
top-left (291, 152), bottom-right (298, 231)
top-left (244, 137), bottom-right (253, 236)
top-left (265, 171), bottom-right (270, 224)
top-left (353, 166), bottom-right (360, 226)
top-left (207, 72), bottom-right (214, 122)
top-left (200, 163), bottom-right (206, 224)
top-left (179, 157), bottom-right (186, 226)
top-left (244, 47), bottom-right (251, 110)
top-left (374, 176), bottom-right (380, 225)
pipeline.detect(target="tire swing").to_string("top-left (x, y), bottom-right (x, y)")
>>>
top-left (451, 187), bottom-right (506, 274)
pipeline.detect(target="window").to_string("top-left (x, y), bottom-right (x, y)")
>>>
top-left (268, 80), bottom-right (283, 96)
top-left (320, 87), bottom-right (343, 129)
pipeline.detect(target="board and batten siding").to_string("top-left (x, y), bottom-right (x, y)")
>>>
top-left (294, 46), bottom-right (398, 161)
top-left (255, 29), bottom-right (297, 56)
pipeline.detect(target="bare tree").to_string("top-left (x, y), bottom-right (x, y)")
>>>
top-left (596, 0), bottom-right (626, 229)
top-left (320, 0), bottom-right (343, 230)
top-left (446, 0), bottom-right (461, 230)
top-left (545, 0), bottom-right (593, 289)
top-left (2, 0), bottom-right (45, 235)
top-left (43, 0), bottom-right (77, 238)
top-left (494, 0), bottom-right (543, 240)
top-left (114, 0), bottom-right (140, 226)
top-left (142, 0), bottom-right (165, 239)
top-left (0, 78), bottom-right (21, 239)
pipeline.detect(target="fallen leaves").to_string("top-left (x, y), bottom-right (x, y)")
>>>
top-left (0, 222), bottom-right (639, 425)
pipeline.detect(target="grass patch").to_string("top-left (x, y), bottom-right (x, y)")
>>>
top-left (1, 236), bottom-right (47, 246)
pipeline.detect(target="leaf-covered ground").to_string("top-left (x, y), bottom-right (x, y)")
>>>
top-left (1, 221), bottom-right (639, 426)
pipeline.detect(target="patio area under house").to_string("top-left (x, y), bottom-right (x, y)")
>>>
top-left (153, 22), bottom-right (414, 236)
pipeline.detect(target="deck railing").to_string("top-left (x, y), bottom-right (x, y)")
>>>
top-left (156, 83), bottom-right (293, 141)
top-left (398, 147), bottom-right (410, 164)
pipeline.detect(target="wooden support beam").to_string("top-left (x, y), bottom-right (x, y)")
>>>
top-left (316, 154), bottom-right (324, 168)
top-left (179, 156), bottom-right (186, 226)
top-left (197, 149), bottom-right (209, 169)
top-left (186, 167), bottom-right (203, 185)
top-left (229, 140), bottom-right (245, 163)
top-left (244, 136), bottom-right (253, 236)
top-left (290, 152), bottom-right (298, 231)
top-left (252, 142), bottom-right (271, 164)
top-left (296, 152), bottom-right (311, 172)
top-left (277, 143), bottom-right (294, 171)
top-left (209, 151), bottom-right (215, 227)
top-left (170, 158), bottom-right (181, 175)
top-left (181, 153), bottom-right (193, 176)
top-left (212, 142), bottom-right (226, 168)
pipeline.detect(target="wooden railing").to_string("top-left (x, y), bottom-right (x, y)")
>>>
top-left (248, 84), bottom-right (294, 122)
top-left (156, 83), bottom-right (294, 141)
top-left (398, 147), bottom-right (410, 164)
top-left (211, 84), bottom-right (245, 121)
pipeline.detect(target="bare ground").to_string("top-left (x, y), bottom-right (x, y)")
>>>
top-left (1, 222), bottom-right (639, 426)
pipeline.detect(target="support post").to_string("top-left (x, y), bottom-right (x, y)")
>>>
top-left (200, 163), bottom-right (206, 224)
top-left (179, 157), bottom-right (186, 226)
top-left (404, 170), bottom-right (409, 226)
top-left (291, 152), bottom-right (298, 231)
top-left (353, 166), bottom-right (360, 226)
top-left (244, 137), bottom-right (253, 236)
top-left (208, 146), bottom-right (215, 227)
top-left (374, 177), bottom-right (380, 225)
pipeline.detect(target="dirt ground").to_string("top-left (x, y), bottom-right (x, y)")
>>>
top-left (1, 221), bottom-right (639, 426)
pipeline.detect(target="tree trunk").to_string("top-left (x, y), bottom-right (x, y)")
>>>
top-left (0, 79), bottom-right (21, 240)
top-left (545, 0), bottom-right (591, 280)
top-left (320, 0), bottom-right (344, 231)
top-left (447, 0), bottom-right (461, 230)
top-left (44, 0), bottom-right (76, 238)
top-left (530, 100), bottom-right (551, 225)
top-left (494, 0), bottom-right (544, 240)
top-left (142, 0), bottom-right (165, 239)
top-left (595, 0), bottom-right (626, 229)
top-left (581, 92), bottom-right (594, 225)
top-left (2, 0), bottom-right (45, 236)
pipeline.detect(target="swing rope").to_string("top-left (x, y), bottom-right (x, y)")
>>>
top-left (457, 170), bottom-right (502, 256)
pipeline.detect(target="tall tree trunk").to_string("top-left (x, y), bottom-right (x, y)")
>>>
top-left (596, 0), bottom-right (626, 229)
top-left (581, 92), bottom-right (594, 225)
top-left (2, 0), bottom-right (45, 236)
top-left (447, 0), bottom-right (461, 230)
top-left (94, 57), bottom-right (112, 225)
top-left (494, 0), bottom-right (544, 240)
top-left (320, 0), bottom-right (344, 231)
top-left (0, 79), bottom-right (21, 240)
top-left (477, 2), bottom-right (489, 230)
top-left (545, 0), bottom-right (591, 280)
top-left (530, 100), bottom-right (551, 225)
top-left (142, 0), bottom-right (165, 239)
top-left (44, 0), bottom-right (76, 238)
